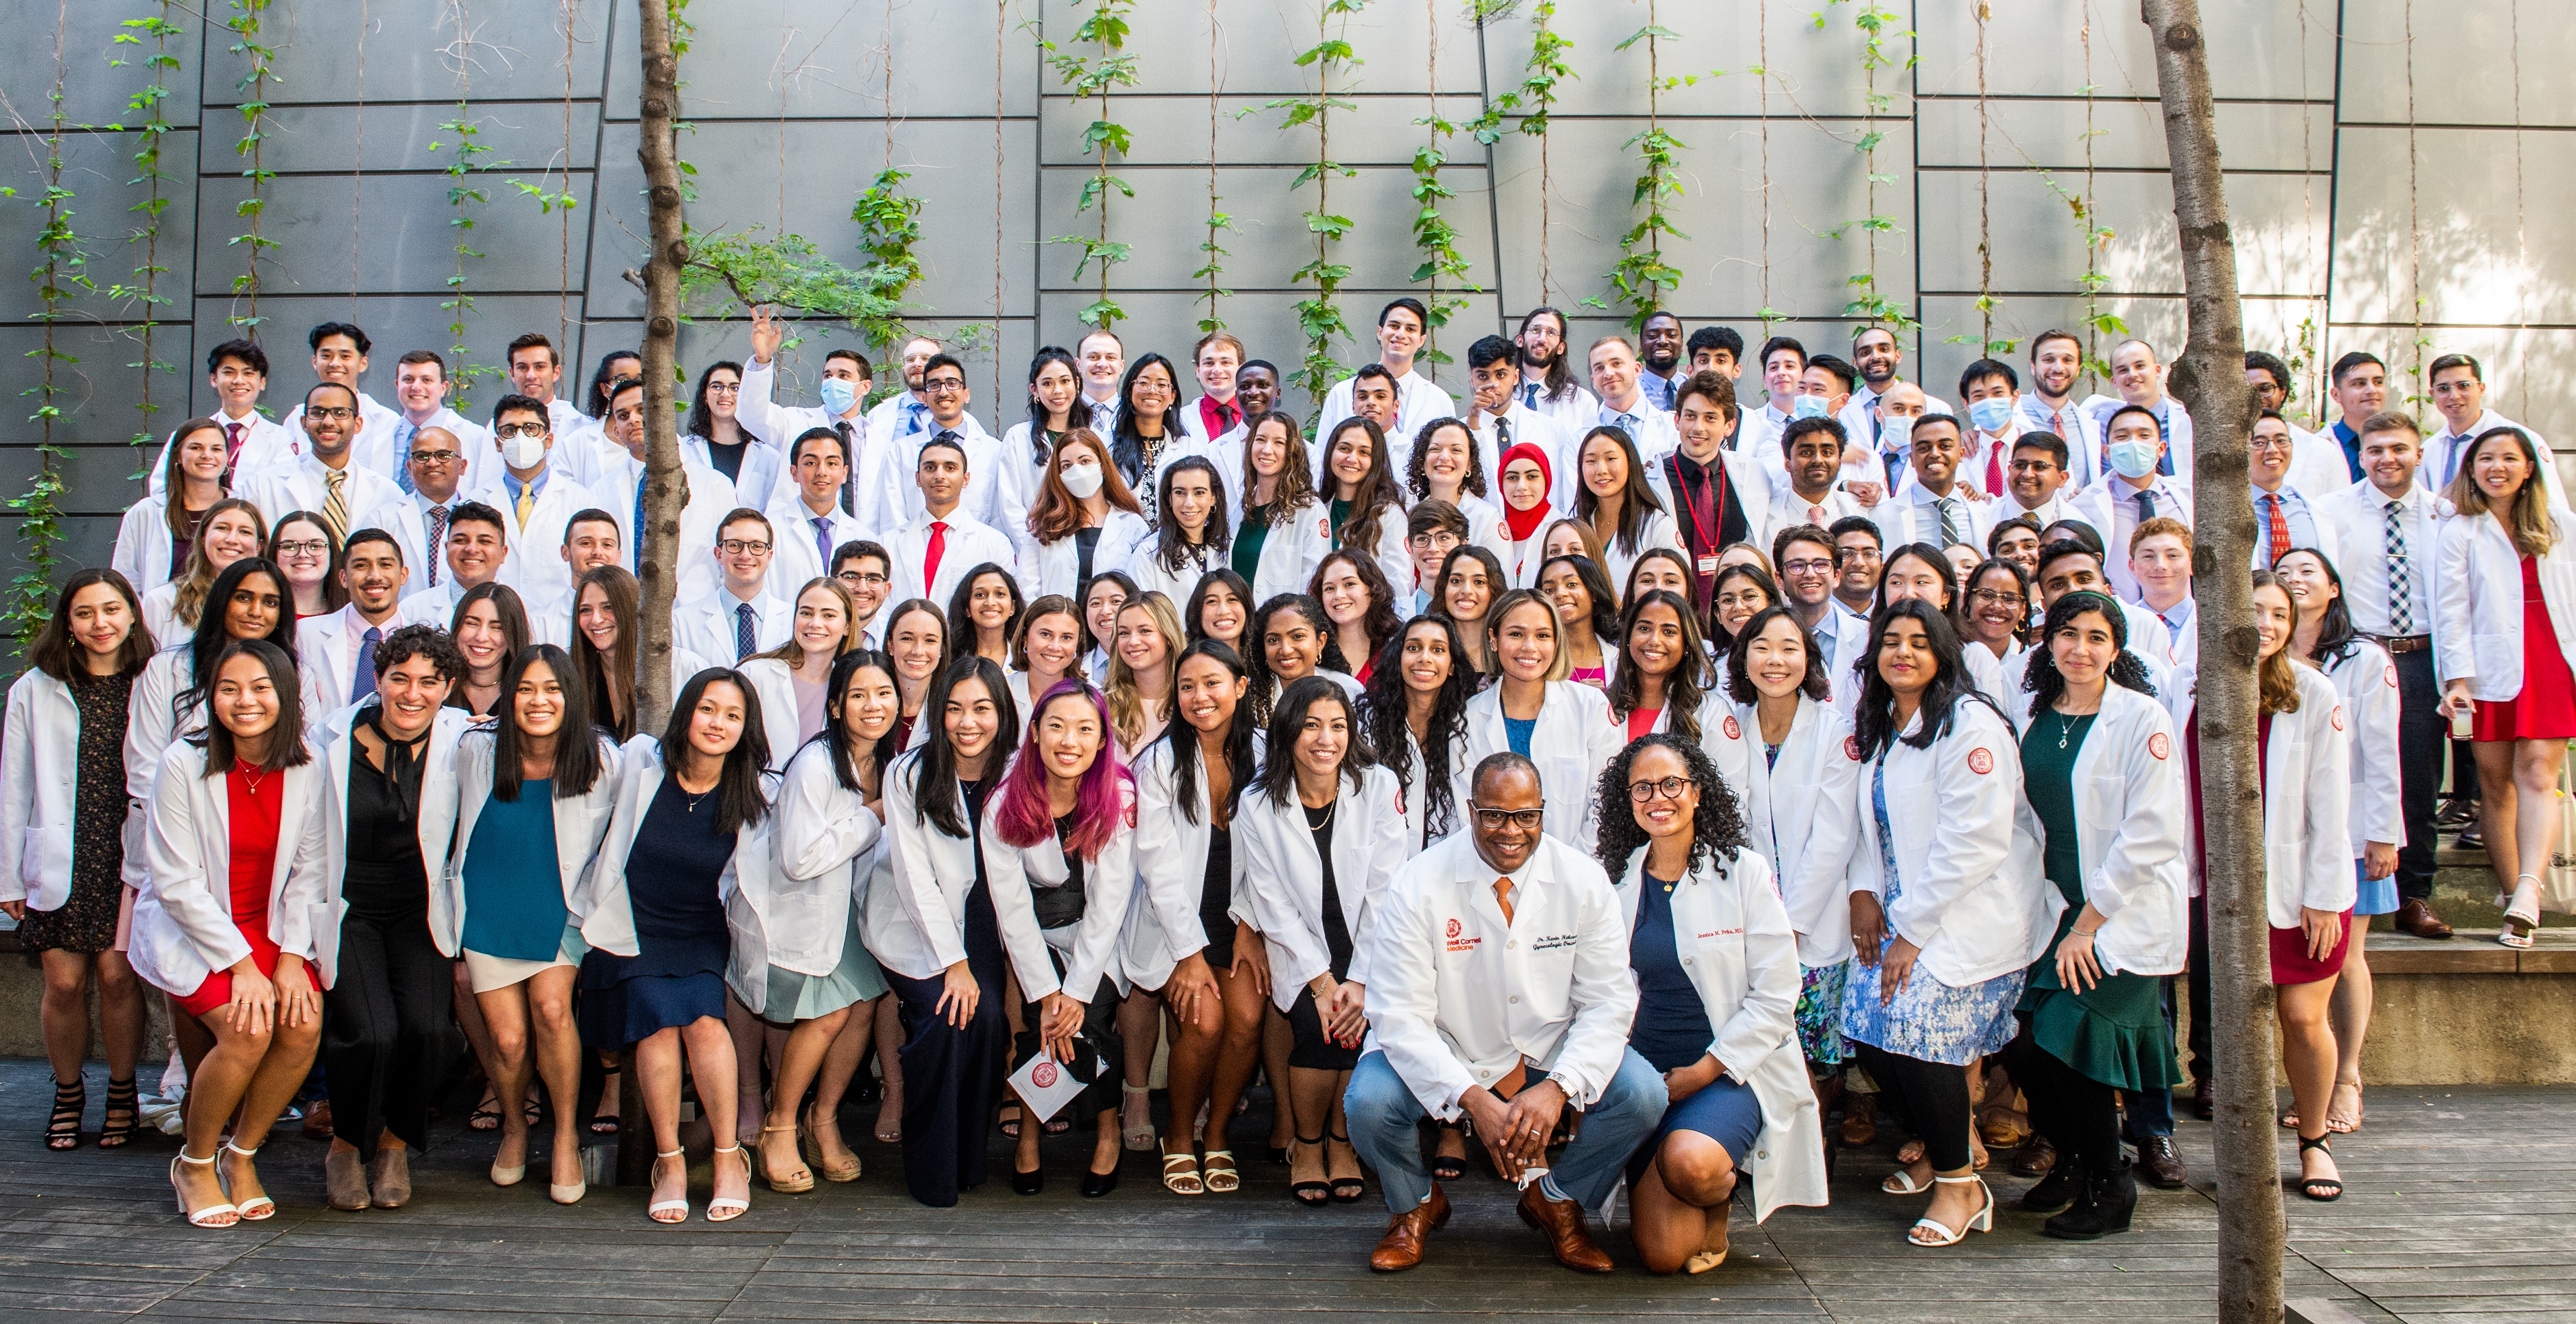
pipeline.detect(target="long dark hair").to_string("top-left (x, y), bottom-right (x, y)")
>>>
top-left (1240, 409), bottom-right (1320, 524)
top-left (1611, 588), bottom-right (1716, 739)
top-left (1023, 346), bottom-right (1081, 462)
top-left (1148, 456), bottom-right (1233, 574)
top-left (1725, 603), bottom-right (1831, 704)
top-left (1311, 550), bottom-right (1402, 674)
top-left (1160, 639), bottom-right (1256, 826)
top-left (1882, 541), bottom-right (1968, 634)
top-left (2022, 591), bottom-right (2156, 713)
top-left (1706, 562), bottom-right (1779, 653)
top-left (659, 667), bottom-right (772, 836)
top-left (1592, 733), bottom-right (1750, 881)
top-left (179, 557), bottom-right (297, 725)
top-left (1320, 416), bottom-right (1404, 561)
top-left (686, 359), bottom-right (745, 440)
top-left (815, 649), bottom-right (901, 793)
top-left (1246, 592), bottom-right (1331, 726)
top-left (1081, 570), bottom-right (1140, 661)
top-left (1257, 675), bottom-right (1374, 807)
top-left (945, 563), bottom-right (1026, 658)
top-left (196, 639), bottom-right (311, 774)
top-left (1184, 569), bottom-right (1254, 645)
top-left (1570, 426), bottom-right (1669, 557)
top-left (1536, 553), bottom-right (1621, 650)
top-left (31, 568), bottom-right (154, 682)
top-left (1855, 598), bottom-right (1997, 758)
top-left (909, 654), bottom-right (1019, 838)
top-left (585, 349), bottom-right (641, 419)
top-left (2278, 546), bottom-right (2362, 666)
top-left (492, 643), bottom-right (607, 801)
top-left (1358, 615), bottom-right (1473, 838)
top-left (569, 564), bottom-right (642, 739)
top-left (1109, 352), bottom-right (1183, 488)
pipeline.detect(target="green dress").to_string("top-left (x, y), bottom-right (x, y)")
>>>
top-left (2016, 711), bottom-right (2182, 1092)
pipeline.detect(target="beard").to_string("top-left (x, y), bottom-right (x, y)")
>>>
top-left (1644, 349), bottom-right (1680, 373)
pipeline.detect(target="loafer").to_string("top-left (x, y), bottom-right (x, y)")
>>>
top-left (2394, 897), bottom-right (2453, 940)
top-left (300, 1098), bottom-right (334, 1141)
top-left (2010, 1133), bottom-right (2057, 1178)
top-left (1369, 1184), bottom-right (1449, 1271)
top-left (1516, 1183), bottom-right (1615, 1273)
top-left (2134, 1135), bottom-right (2188, 1189)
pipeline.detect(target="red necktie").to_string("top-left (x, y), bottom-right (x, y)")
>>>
top-left (222, 422), bottom-right (245, 485)
top-left (2265, 494), bottom-right (2291, 566)
top-left (1985, 439), bottom-right (2005, 495)
top-left (924, 520), bottom-right (948, 596)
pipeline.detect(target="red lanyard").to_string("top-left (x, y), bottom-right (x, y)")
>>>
top-left (1667, 452), bottom-right (1726, 553)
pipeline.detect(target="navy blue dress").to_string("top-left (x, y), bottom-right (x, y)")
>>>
top-left (578, 774), bottom-right (738, 1047)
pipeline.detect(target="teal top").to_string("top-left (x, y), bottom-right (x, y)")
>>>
top-left (1234, 505), bottom-right (1270, 583)
top-left (459, 780), bottom-right (569, 961)
top-left (2019, 711), bottom-right (2095, 906)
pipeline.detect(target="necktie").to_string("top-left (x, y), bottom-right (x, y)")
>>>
top-left (836, 420), bottom-right (858, 516)
top-left (631, 479), bottom-right (647, 560)
top-left (514, 476), bottom-right (536, 530)
top-left (1494, 414), bottom-right (1512, 455)
top-left (924, 519), bottom-right (949, 598)
top-left (1808, 503), bottom-right (1827, 527)
top-left (352, 626), bottom-right (380, 703)
top-left (2135, 487), bottom-right (2157, 523)
top-left (2385, 499), bottom-right (2414, 634)
top-left (2265, 493), bottom-right (2291, 566)
top-left (322, 467), bottom-right (349, 541)
top-left (1985, 438), bottom-right (2006, 495)
top-left (222, 422), bottom-right (245, 485)
top-left (393, 420), bottom-right (418, 495)
top-left (735, 601), bottom-right (757, 661)
top-left (424, 504), bottom-right (450, 586)
top-left (1937, 496), bottom-right (1962, 548)
top-left (1493, 876), bottom-right (1515, 925)
top-left (812, 515), bottom-right (834, 572)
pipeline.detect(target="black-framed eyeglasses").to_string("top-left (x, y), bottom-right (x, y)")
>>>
top-left (923, 378), bottom-right (966, 394)
top-left (836, 570), bottom-right (890, 585)
top-left (272, 539), bottom-right (331, 557)
top-left (1471, 806), bottom-right (1544, 830)
top-left (494, 423), bottom-right (549, 438)
top-left (306, 407), bottom-right (357, 422)
top-left (717, 539), bottom-right (772, 556)
top-left (1627, 776), bottom-right (1691, 803)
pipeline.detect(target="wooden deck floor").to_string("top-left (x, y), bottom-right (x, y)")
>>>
top-left (0, 1058), bottom-right (2563, 1322)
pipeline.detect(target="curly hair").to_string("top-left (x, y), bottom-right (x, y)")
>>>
top-left (1610, 589), bottom-right (1715, 741)
top-left (2021, 590), bottom-right (2156, 711)
top-left (1358, 615), bottom-right (1475, 838)
top-left (1593, 732), bottom-right (1752, 883)
top-left (1404, 417), bottom-right (1487, 503)
top-left (1309, 550), bottom-right (1403, 675)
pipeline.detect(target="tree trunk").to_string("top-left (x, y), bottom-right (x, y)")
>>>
top-left (620, 0), bottom-right (689, 1188)
top-left (2141, 3), bottom-right (2278, 1321)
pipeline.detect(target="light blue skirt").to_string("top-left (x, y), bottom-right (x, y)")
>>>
top-left (755, 912), bottom-right (890, 1024)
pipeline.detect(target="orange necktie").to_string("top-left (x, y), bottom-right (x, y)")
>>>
top-left (1493, 876), bottom-right (1514, 925)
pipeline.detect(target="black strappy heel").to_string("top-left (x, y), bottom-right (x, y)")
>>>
top-left (1429, 1120), bottom-right (1467, 1181)
top-left (2297, 1135), bottom-right (2342, 1201)
top-left (44, 1079), bottom-right (82, 1150)
top-left (97, 1076), bottom-right (138, 1149)
top-left (1291, 1133), bottom-right (1330, 1206)
top-left (1327, 1132), bottom-right (1366, 1204)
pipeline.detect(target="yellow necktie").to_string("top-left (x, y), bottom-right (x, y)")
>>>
top-left (515, 478), bottom-right (536, 530)
top-left (321, 467), bottom-right (349, 541)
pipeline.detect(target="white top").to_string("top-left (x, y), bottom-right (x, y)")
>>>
top-left (864, 747), bottom-right (1058, 996)
top-left (675, 586), bottom-right (795, 669)
top-left (2433, 505), bottom-right (2576, 701)
top-left (2166, 664), bottom-right (2355, 924)
top-left (2313, 638), bottom-right (2405, 855)
top-left (1315, 368), bottom-right (1459, 473)
top-left (440, 725), bottom-right (625, 959)
top-left (734, 357), bottom-right (902, 534)
top-left (2314, 477), bottom-right (2438, 638)
top-left (1459, 681), bottom-right (1619, 852)
top-left (242, 455), bottom-right (402, 537)
top-left (983, 787), bottom-right (1137, 1004)
top-left (133, 742), bottom-right (330, 1000)
top-left (1722, 695), bottom-right (1868, 968)
top-left (772, 736), bottom-right (891, 981)
top-left (147, 411), bottom-right (299, 499)
top-left (1, 670), bottom-right (144, 910)
top-left (886, 507), bottom-right (1019, 613)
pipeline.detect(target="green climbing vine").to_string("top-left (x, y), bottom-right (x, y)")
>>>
top-left (848, 168), bottom-right (926, 351)
top-left (1040, 0), bottom-right (1139, 330)
top-left (1266, 0), bottom-right (1366, 405)
top-left (1593, 8), bottom-right (1711, 330)
top-left (1468, 0), bottom-right (1573, 301)
top-left (106, 8), bottom-right (185, 480)
top-left (12, 7), bottom-right (89, 650)
top-left (1406, 0), bottom-right (1476, 363)
top-left (220, 0), bottom-right (278, 329)
top-left (1819, 0), bottom-right (1915, 333)
top-left (434, 2), bottom-right (502, 407)
top-left (1195, 5), bottom-right (1233, 336)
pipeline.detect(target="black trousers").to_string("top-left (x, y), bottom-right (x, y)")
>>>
top-left (1011, 967), bottom-right (1124, 1124)
top-left (886, 880), bottom-right (1010, 1207)
top-left (2392, 647), bottom-right (2444, 903)
top-left (1851, 1042), bottom-right (1974, 1172)
top-left (2186, 891), bottom-right (2212, 1083)
top-left (2005, 1026), bottom-right (2121, 1174)
top-left (323, 911), bottom-right (455, 1160)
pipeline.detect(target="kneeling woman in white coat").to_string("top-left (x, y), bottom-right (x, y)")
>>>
top-left (1999, 592), bottom-right (2188, 1240)
top-left (1461, 590), bottom-right (1617, 851)
top-left (136, 639), bottom-right (329, 1228)
top-left (985, 678), bottom-right (1138, 1197)
top-left (867, 656), bottom-right (1059, 1207)
top-left (2172, 572), bottom-right (2353, 1203)
top-left (1599, 733), bottom-right (1826, 1276)
top-left (1842, 599), bottom-right (2047, 1248)
top-left (578, 668), bottom-right (779, 1225)
top-left (1240, 676), bottom-right (1408, 1207)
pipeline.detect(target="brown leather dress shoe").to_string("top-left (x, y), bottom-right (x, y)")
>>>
top-left (300, 1098), bottom-right (333, 1141)
top-left (2010, 1133), bottom-right (2057, 1178)
top-left (1839, 1092), bottom-right (1877, 1147)
top-left (2135, 1135), bottom-right (2188, 1189)
top-left (1517, 1184), bottom-right (1615, 1273)
top-left (2394, 897), bottom-right (2453, 939)
top-left (1369, 1183), bottom-right (1450, 1272)
top-left (2191, 1078), bottom-right (2215, 1120)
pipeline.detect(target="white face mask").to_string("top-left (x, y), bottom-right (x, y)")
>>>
top-left (1061, 460), bottom-right (1104, 499)
top-left (502, 431), bottom-right (549, 471)
top-left (2106, 437), bottom-right (2161, 480)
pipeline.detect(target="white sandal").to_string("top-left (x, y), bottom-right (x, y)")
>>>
top-left (170, 1149), bottom-right (238, 1228)
top-left (1907, 1174), bottom-right (1994, 1247)
top-left (2500, 875), bottom-right (2542, 949)
top-left (706, 1143), bottom-right (751, 1222)
top-left (224, 1140), bottom-right (276, 1221)
top-left (646, 1148), bottom-right (689, 1223)
top-left (1880, 1165), bottom-right (1933, 1195)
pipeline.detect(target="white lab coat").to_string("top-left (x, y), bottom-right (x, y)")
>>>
top-left (1460, 681), bottom-right (1618, 852)
top-left (1586, 508), bottom-right (1686, 601)
top-left (1725, 695), bottom-right (1869, 968)
top-left (2167, 664), bottom-right (2355, 925)
top-left (296, 605), bottom-right (410, 714)
top-left (736, 358), bottom-right (902, 534)
top-left (2315, 638), bottom-right (2405, 854)
top-left (1, 669), bottom-right (145, 912)
top-left (2433, 505), bottom-right (2576, 702)
top-left (440, 725), bottom-right (624, 959)
top-left (1329, 499), bottom-right (1421, 621)
top-left (1359, 831), bottom-right (1637, 1117)
top-left (2078, 394), bottom-right (2196, 490)
top-left (2006, 683), bottom-right (2189, 977)
top-left (581, 736), bottom-right (786, 1016)
top-left (311, 704), bottom-right (470, 983)
top-left (111, 495), bottom-right (189, 591)
top-left (241, 456), bottom-right (402, 537)
top-left (1872, 487), bottom-right (1997, 551)
top-left (588, 451), bottom-right (739, 603)
top-left (1851, 699), bottom-right (2051, 987)
top-left (764, 493), bottom-right (874, 597)
top-left (683, 431), bottom-right (785, 517)
top-left (133, 742), bottom-right (330, 998)
top-left (1237, 764), bottom-right (1408, 1010)
top-left (983, 788), bottom-right (1137, 1003)
top-left (1244, 499), bottom-right (1336, 606)
top-left (675, 588), bottom-right (793, 670)
top-left (1471, 409), bottom-right (1580, 516)
top-left (864, 747), bottom-right (1059, 998)
top-left (1609, 847), bottom-right (1827, 1222)
top-left (1125, 737), bottom-right (1249, 990)
top-left (491, 469), bottom-right (606, 612)
top-left (351, 493), bottom-right (471, 601)
top-left (125, 647), bottom-right (330, 810)
top-left (1027, 509), bottom-right (1152, 601)
top-left (770, 737), bottom-right (889, 983)
top-left (1316, 369), bottom-right (1459, 472)
top-left (893, 415), bottom-right (1030, 553)
top-left (284, 390), bottom-right (401, 484)
top-left (1112, 536), bottom-right (1228, 611)
top-left (148, 412), bottom-right (298, 499)
top-left (1642, 447), bottom-right (1779, 568)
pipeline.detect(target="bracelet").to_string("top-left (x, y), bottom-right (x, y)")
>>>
top-left (2071, 927), bottom-right (2101, 939)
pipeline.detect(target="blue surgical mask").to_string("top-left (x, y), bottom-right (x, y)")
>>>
top-left (2106, 437), bottom-right (2161, 480)
top-left (819, 378), bottom-right (859, 416)
top-left (1969, 397), bottom-right (2014, 433)
top-left (1793, 394), bottom-right (1830, 420)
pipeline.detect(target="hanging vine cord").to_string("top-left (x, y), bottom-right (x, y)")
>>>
top-left (2402, 0), bottom-right (2424, 404)
top-left (109, 3), bottom-right (184, 481)
top-left (1975, 1), bottom-right (1995, 351)
top-left (354, 0), bottom-right (366, 315)
top-left (222, 0), bottom-right (280, 329)
top-left (995, 0), bottom-right (1005, 405)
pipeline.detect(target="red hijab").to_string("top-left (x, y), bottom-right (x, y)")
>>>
top-left (1498, 441), bottom-right (1555, 541)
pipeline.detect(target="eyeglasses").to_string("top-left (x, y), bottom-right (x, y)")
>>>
top-left (494, 423), bottom-right (549, 438)
top-left (306, 407), bottom-right (357, 422)
top-left (703, 382), bottom-right (740, 394)
top-left (1628, 776), bottom-right (1692, 803)
top-left (272, 539), bottom-right (331, 557)
top-left (923, 378), bottom-right (966, 394)
top-left (1471, 806), bottom-right (1544, 830)
top-left (836, 570), bottom-right (890, 586)
top-left (409, 449), bottom-right (463, 465)
top-left (717, 539), bottom-right (772, 556)
top-left (1782, 558), bottom-right (1837, 575)
top-left (1970, 588), bottom-right (2027, 610)
top-left (2248, 435), bottom-right (2293, 452)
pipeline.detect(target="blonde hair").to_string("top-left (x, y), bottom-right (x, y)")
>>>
top-left (171, 497), bottom-right (269, 629)
top-left (752, 577), bottom-right (862, 673)
top-left (1485, 588), bottom-right (1572, 684)
top-left (2444, 427), bottom-right (2558, 558)
top-left (1105, 590), bottom-right (1185, 749)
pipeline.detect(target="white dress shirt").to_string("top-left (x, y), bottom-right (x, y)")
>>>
top-left (735, 357), bottom-right (903, 533)
top-left (2079, 394), bottom-right (2197, 490)
top-left (2313, 478), bottom-right (2436, 638)
top-left (2070, 476), bottom-right (2195, 600)
top-left (1517, 379), bottom-right (1599, 430)
top-left (887, 507), bottom-right (1017, 611)
top-left (298, 601), bottom-right (411, 709)
top-left (2014, 394), bottom-right (2103, 490)
top-left (1873, 482), bottom-right (1995, 551)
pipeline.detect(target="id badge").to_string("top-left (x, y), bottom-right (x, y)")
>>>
top-left (1695, 554), bottom-right (1721, 576)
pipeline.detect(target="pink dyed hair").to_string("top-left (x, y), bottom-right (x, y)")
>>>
top-left (991, 677), bottom-right (1135, 859)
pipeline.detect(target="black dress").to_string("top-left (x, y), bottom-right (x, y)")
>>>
top-left (578, 773), bottom-right (737, 1047)
top-left (1198, 823), bottom-right (1236, 970)
top-left (1285, 800), bottom-right (1360, 1071)
top-left (21, 672), bottom-right (135, 954)
top-left (322, 717), bottom-right (456, 1158)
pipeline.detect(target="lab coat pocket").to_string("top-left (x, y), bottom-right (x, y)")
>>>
top-left (20, 828), bottom-right (45, 889)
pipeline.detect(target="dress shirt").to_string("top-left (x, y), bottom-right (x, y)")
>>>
top-left (2080, 394), bottom-right (2196, 487)
top-left (887, 507), bottom-right (1018, 612)
top-left (285, 390), bottom-right (401, 484)
top-left (1836, 383), bottom-right (1954, 459)
top-left (1874, 483), bottom-right (1992, 550)
top-left (1594, 398), bottom-right (1681, 462)
top-left (242, 454), bottom-right (402, 538)
top-left (1983, 490), bottom-right (2091, 539)
top-left (1772, 485), bottom-right (1863, 533)
top-left (2013, 394), bottom-right (2103, 489)
top-left (1519, 379), bottom-right (1600, 430)
top-left (298, 602), bottom-right (408, 709)
top-left (1319, 368), bottom-right (1459, 468)
top-left (2329, 419), bottom-right (2366, 486)
top-left (1637, 368), bottom-right (1680, 412)
top-left (677, 586), bottom-right (794, 665)
top-left (490, 465), bottom-right (603, 611)
top-left (2315, 478), bottom-right (2436, 637)
top-left (2147, 594), bottom-right (2196, 652)
top-left (150, 409), bottom-right (299, 498)
top-left (352, 490), bottom-right (471, 597)
top-left (735, 357), bottom-right (902, 531)
top-left (1083, 394), bottom-right (1121, 435)
top-left (2070, 476), bottom-right (2194, 601)
top-left (767, 493), bottom-right (872, 595)
top-left (893, 415), bottom-right (1028, 546)
top-left (2249, 482), bottom-right (2323, 567)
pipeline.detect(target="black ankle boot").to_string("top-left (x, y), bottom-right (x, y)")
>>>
top-left (2042, 1159), bottom-right (2135, 1240)
top-left (2019, 1154), bottom-right (2084, 1214)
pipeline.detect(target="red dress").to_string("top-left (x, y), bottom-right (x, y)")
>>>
top-left (2185, 710), bottom-right (2350, 986)
top-left (2470, 553), bottom-right (2576, 742)
top-left (173, 761), bottom-right (286, 1019)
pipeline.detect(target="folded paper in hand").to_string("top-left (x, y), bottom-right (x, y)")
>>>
top-left (1008, 1046), bottom-right (1100, 1126)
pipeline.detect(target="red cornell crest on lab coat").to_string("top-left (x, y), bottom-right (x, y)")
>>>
top-left (1843, 736), bottom-right (1862, 761)
top-left (1446, 918), bottom-right (1462, 939)
top-left (2330, 706), bottom-right (2345, 731)
top-left (1967, 747), bottom-right (1994, 775)
top-left (1722, 715), bottom-right (1741, 740)
top-left (2148, 732), bottom-right (2170, 760)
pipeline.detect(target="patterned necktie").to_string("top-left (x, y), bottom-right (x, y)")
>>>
top-left (2385, 499), bottom-right (2414, 635)
top-left (393, 420), bottom-right (419, 495)
top-left (352, 627), bottom-right (380, 703)
top-left (924, 520), bottom-right (949, 598)
top-left (222, 422), bottom-right (245, 486)
top-left (631, 479), bottom-right (647, 560)
top-left (1937, 496), bottom-right (1962, 548)
top-left (735, 601), bottom-right (757, 661)
top-left (425, 504), bottom-right (450, 586)
top-left (322, 467), bottom-right (350, 541)
top-left (2265, 493), bottom-right (2291, 566)
top-left (1493, 876), bottom-right (1515, 925)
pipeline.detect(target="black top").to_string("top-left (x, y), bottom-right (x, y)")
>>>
top-left (1076, 526), bottom-right (1102, 587)
top-left (1030, 811), bottom-right (1088, 930)
top-left (1664, 450), bottom-right (1748, 608)
top-left (342, 720), bottom-right (431, 924)
top-left (623, 772), bottom-right (736, 978)
top-left (702, 435), bottom-right (747, 483)
top-left (1306, 800), bottom-right (1353, 977)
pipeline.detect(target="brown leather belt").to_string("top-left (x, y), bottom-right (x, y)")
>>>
top-left (2371, 634), bottom-right (2430, 654)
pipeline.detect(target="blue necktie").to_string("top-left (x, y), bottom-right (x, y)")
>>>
top-left (813, 516), bottom-right (834, 573)
top-left (352, 627), bottom-right (380, 703)
top-left (631, 478), bottom-right (646, 565)
top-left (735, 601), bottom-right (756, 661)
top-left (392, 420), bottom-right (418, 495)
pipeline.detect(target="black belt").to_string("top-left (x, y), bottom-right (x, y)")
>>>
top-left (2368, 633), bottom-right (2430, 654)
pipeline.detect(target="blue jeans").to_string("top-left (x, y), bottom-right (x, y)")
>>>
top-left (1343, 1047), bottom-right (1666, 1215)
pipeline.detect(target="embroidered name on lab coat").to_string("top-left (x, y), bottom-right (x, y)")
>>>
top-left (1696, 927), bottom-right (1743, 940)
top-left (1531, 933), bottom-right (1579, 951)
